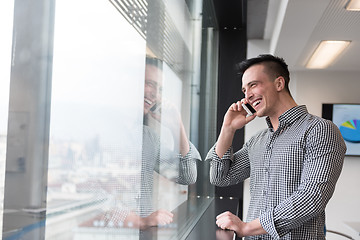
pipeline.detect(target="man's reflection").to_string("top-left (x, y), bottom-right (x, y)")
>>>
top-left (118, 57), bottom-right (201, 230)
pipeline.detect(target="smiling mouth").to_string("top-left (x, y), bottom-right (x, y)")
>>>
top-left (144, 98), bottom-right (153, 105)
top-left (252, 99), bottom-right (262, 108)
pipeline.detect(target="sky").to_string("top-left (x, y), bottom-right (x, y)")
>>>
top-left (0, 0), bottom-right (185, 147)
top-left (50, 0), bottom-right (147, 144)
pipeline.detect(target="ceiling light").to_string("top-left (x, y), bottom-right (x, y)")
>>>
top-left (345, 0), bottom-right (360, 11)
top-left (306, 40), bottom-right (351, 69)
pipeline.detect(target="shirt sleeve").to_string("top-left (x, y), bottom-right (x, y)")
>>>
top-left (259, 120), bottom-right (346, 238)
top-left (145, 125), bottom-right (200, 185)
top-left (175, 141), bottom-right (201, 184)
top-left (206, 143), bottom-right (250, 187)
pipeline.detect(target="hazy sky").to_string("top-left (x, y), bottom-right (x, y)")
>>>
top-left (50, 0), bottom-right (147, 144)
top-left (0, 0), bottom-right (184, 147)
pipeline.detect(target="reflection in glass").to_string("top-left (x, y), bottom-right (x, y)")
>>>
top-left (45, 1), bottom-right (201, 239)
top-left (132, 57), bottom-right (200, 230)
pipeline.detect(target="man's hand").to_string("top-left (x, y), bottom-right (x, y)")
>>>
top-left (216, 211), bottom-right (267, 237)
top-left (216, 100), bottom-right (256, 158)
top-left (141, 209), bottom-right (174, 228)
top-left (150, 100), bottom-right (190, 156)
top-left (216, 211), bottom-right (245, 236)
top-left (150, 100), bottom-right (181, 130)
top-left (222, 100), bottom-right (256, 132)
top-left (124, 209), bottom-right (174, 229)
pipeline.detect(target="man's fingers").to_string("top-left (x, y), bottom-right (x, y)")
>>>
top-left (216, 211), bottom-right (232, 219)
top-left (245, 112), bottom-right (257, 123)
top-left (229, 101), bottom-right (246, 112)
top-left (156, 209), bottom-right (174, 225)
top-left (216, 211), bottom-right (236, 230)
top-left (157, 209), bottom-right (174, 218)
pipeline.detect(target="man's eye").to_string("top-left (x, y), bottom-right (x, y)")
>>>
top-left (146, 81), bottom-right (155, 88)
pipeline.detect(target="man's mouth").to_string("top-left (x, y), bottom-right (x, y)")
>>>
top-left (252, 99), bottom-right (262, 108)
top-left (144, 98), bottom-right (153, 106)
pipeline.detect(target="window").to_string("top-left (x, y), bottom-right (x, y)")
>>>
top-left (1, 0), bottom-right (219, 239)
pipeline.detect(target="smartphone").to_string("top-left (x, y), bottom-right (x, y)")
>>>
top-left (150, 103), bottom-right (161, 114)
top-left (241, 102), bottom-right (256, 116)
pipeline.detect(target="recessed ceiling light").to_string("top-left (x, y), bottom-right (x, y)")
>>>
top-left (345, 0), bottom-right (360, 11)
top-left (306, 40), bottom-right (351, 69)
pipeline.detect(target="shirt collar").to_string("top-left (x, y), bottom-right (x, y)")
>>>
top-left (265, 105), bottom-right (308, 130)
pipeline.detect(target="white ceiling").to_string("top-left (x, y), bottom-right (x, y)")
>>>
top-left (256, 0), bottom-right (360, 71)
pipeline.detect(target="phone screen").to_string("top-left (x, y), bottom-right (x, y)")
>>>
top-left (150, 103), bottom-right (161, 114)
top-left (242, 103), bottom-right (256, 115)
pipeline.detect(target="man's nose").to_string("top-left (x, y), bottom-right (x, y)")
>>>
top-left (150, 89), bottom-right (156, 98)
top-left (245, 90), bottom-right (254, 101)
top-left (151, 89), bottom-right (161, 100)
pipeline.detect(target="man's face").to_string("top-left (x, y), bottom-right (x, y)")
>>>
top-left (144, 65), bottom-right (162, 115)
top-left (241, 64), bottom-right (279, 118)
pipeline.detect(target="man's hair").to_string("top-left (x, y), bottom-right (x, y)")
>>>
top-left (237, 54), bottom-right (291, 93)
top-left (146, 56), bottom-right (163, 69)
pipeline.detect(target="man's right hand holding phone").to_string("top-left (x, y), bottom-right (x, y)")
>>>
top-left (215, 100), bottom-right (256, 158)
top-left (223, 100), bottom-right (257, 132)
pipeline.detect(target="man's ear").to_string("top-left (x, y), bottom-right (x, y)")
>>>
top-left (275, 76), bottom-right (285, 91)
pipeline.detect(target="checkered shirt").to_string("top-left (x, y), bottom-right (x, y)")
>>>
top-left (139, 125), bottom-right (200, 217)
top-left (207, 105), bottom-right (346, 239)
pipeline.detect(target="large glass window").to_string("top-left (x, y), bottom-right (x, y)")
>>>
top-left (1, 0), bottom-right (219, 239)
top-left (0, 0), bottom-right (14, 236)
top-left (46, 0), bottom-right (146, 238)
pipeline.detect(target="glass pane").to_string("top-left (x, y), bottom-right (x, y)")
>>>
top-left (2, 0), bottom-right (214, 239)
top-left (0, 1), bottom-right (14, 237)
top-left (46, 0), bottom-right (204, 239)
top-left (46, 0), bottom-right (146, 238)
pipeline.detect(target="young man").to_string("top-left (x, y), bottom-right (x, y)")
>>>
top-left (206, 54), bottom-right (346, 239)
